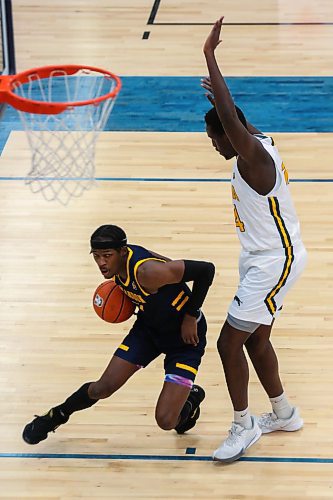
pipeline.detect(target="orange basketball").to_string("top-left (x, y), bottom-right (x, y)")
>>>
top-left (93, 280), bottom-right (135, 323)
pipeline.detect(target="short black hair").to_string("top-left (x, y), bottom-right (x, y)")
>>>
top-left (205, 105), bottom-right (248, 134)
top-left (90, 225), bottom-right (127, 251)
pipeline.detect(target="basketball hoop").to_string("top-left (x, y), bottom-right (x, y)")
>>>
top-left (0, 64), bottom-right (122, 204)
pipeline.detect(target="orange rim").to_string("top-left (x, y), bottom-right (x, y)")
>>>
top-left (0, 64), bottom-right (122, 114)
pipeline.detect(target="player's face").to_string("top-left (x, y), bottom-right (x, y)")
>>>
top-left (206, 125), bottom-right (236, 160)
top-left (91, 249), bottom-right (124, 279)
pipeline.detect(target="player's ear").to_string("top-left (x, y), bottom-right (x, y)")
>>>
top-left (120, 246), bottom-right (128, 257)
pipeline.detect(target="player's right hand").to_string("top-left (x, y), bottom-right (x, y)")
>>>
top-left (181, 314), bottom-right (199, 346)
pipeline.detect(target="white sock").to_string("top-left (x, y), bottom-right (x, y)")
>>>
top-left (270, 392), bottom-right (293, 419)
top-left (234, 408), bottom-right (252, 429)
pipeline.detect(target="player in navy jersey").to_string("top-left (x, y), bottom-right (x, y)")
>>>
top-left (202, 17), bottom-right (307, 463)
top-left (23, 225), bottom-right (215, 445)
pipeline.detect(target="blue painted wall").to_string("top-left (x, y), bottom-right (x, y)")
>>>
top-left (1, 76), bottom-right (333, 153)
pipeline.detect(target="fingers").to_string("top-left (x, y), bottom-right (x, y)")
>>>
top-left (200, 77), bottom-right (212, 93)
top-left (182, 335), bottom-right (199, 347)
top-left (201, 77), bottom-right (211, 85)
top-left (214, 16), bottom-right (224, 31)
top-left (206, 94), bottom-right (215, 105)
top-left (201, 82), bottom-right (211, 91)
top-left (199, 77), bottom-right (215, 106)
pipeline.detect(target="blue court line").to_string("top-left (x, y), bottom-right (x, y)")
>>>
top-left (1, 452), bottom-right (333, 463)
top-left (0, 177), bottom-right (332, 183)
top-left (186, 447), bottom-right (196, 455)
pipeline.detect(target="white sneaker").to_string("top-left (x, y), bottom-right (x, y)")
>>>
top-left (212, 416), bottom-right (262, 463)
top-left (258, 407), bottom-right (303, 434)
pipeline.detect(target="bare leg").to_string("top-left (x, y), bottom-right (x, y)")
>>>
top-left (217, 320), bottom-right (252, 411)
top-left (212, 321), bottom-right (263, 462)
top-left (155, 382), bottom-right (191, 430)
top-left (22, 355), bottom-right (140, 445)
top-left (88, 355), bottom-right (140, 399)
top-left (245, 323), bottom-right (284, 398)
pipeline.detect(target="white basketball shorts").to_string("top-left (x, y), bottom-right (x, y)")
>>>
top-left (228, 241), bottom-right (307, 325)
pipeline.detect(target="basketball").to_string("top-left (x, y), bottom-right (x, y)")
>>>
top-left (93, 280), bottom-right (135, 323)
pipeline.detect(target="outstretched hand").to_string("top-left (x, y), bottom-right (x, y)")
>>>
top-left (200, 76), bottom-right (215, 106)
top-left (203, 16), bottom-right (224, 53)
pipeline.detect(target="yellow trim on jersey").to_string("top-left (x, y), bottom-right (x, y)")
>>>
top-left (172, 290), bottom-right (185, 306)
top-left (123, 289), bottom-right (146, 304)
top-left (176, 295), bottom-right (189, 311)
top-left (118, 344), bottom-right (129, 352)
top-left (116, 247), bottom-right (133, 288)
top-left (133, 257), bottom-right (166, 296)
top-left (269, 197), bottom-right (291, 248)
top-left (232, 185), bottom-right (239, 201)
top-left (281, 162), bottom-right (289, 184)
top-left (176, 363), bottom-right (197, 375)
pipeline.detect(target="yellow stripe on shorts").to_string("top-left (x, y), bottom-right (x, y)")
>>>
top-left (118, 344), bottom-right (129, 352)
top-left (176, 363), bottom-right (197, 375)
top-left (266, 197), bottom-right (294, 315)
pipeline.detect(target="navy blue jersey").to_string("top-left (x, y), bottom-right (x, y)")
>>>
top-left (114, 245), bottom-right (195, 330)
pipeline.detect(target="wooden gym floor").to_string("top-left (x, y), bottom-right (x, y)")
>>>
top-left (0, 1), bottom-right (333, 498)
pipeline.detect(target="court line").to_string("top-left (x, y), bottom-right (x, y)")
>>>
top-left (1, 452), bottom-right (333, 463)
top-left (0, 177), bottom-right (332, 183)
top-left (147, 0), bottom-right (161, 25)
top-left (186, 447), bottom-right (196, 455)
top-left (152, 22), bottom-right (333, 26)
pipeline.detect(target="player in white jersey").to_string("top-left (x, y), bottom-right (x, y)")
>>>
top-left (202, 17), bottom-right (307, 463)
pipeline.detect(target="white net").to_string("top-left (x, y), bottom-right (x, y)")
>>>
top-left (12, 68), bottom-right (119, 205)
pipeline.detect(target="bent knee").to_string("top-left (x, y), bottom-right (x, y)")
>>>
top-left (155, 410), bottom-right (178, 431)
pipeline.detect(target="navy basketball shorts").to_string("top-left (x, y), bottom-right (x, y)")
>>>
top-left (114, 314), bottom-right (207, 382)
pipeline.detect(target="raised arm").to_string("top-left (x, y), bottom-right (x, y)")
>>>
top-left (201, 76), bottom-right (263, 135)
top-left (203, 17), bottom-right (276, 194)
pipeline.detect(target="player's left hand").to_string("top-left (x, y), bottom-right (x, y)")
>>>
top-left (181, 314), bottom-right (199, 346)
top-left (200, 76), bottom-right (215, 106)
top-left (203, 16), bottom-right (224, 53)
top-left (201, 76), bottom-right (212, 93)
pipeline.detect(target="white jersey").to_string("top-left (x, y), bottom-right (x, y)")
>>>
top-left (231, 134), bottom-right (302, 252)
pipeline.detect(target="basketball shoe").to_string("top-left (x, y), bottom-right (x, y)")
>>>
top-left (213, 416), bottom-right (262, 463)
top-left (175, 385), bottom-right (205, 434)
top-left (22, 408), bottom-right (69, 444)
top-left (257, 407), bottom-right (303, 434)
